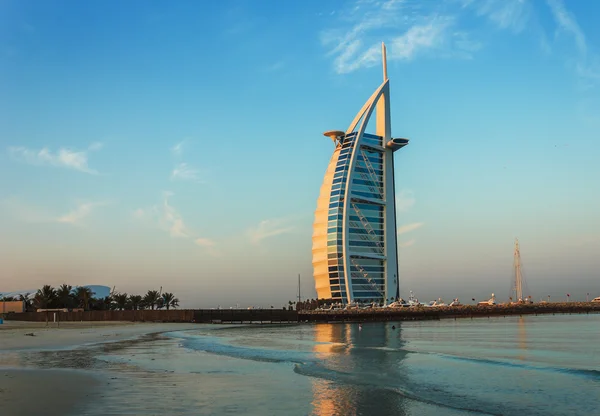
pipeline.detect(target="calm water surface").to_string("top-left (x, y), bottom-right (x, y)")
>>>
top-left (4, 314), bottom-right (600, 415)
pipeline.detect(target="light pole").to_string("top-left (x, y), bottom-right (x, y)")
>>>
top-left (587, 293), bottom-right (589, 302)
top-left (547, 295), bottom-right (550, 303)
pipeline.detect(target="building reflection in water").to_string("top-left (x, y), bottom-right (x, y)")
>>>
top-left (310, 322), bottom-right (410, 416)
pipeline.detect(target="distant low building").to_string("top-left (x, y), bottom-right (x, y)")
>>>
top-left (1, 300), bottom-right (25, 314)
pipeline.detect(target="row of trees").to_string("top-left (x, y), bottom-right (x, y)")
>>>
top-left (1, 285), bottom-right (179, 312)
top-left (290, 299), bottom-right (328, 311)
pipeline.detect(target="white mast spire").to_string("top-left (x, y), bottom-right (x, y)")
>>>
top-left (382, 42), bottom-right (388, 81)
top-left (514, 238), bottom-right (523, 301)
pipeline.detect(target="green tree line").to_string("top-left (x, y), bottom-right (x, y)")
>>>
top-left (1, 285), bottom-right (179, 312)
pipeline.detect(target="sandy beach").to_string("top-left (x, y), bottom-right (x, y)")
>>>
top-left (0, 321), bottom-right (199, 415)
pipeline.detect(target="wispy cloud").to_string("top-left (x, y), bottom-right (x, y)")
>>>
top-left (399, 239), bottom-right (416, 248)
top-left (160, 192), bottom-right (190, 238)
top-left (247, 218), bottom-right (294, 245)
top-left (88, 142), bottom-right (104, 152)
top-left (195, 237), bottom-right (220, 257)
top-left (171, 141), bottom-right (184, 157)
top-left (1, 197), bottom-right (107, 226)
top-left (134, 192), bottom-right (217, 255)
top-left (171, 162), bottom-right (203, 183)
top-left (169, 141), bottom-right (204, 183)
top-left (397, 222), bottom-right (424, 235)
top-left (546, 0), bottom-right (599, 87)
top-left (56, 201), bottom-right (108, 226)
top-left (396, 189), bottom-right (416, 213)
top-left (546, 0), bottom-right (585, 55)
top-left (8, 143), bottom-right (102, 174)
top-left (466, 0), bottom-right (532, 33)
top-left (321, 0), bottom-right (479, 74)
top-left (321, 0), bottom-right (599, 80)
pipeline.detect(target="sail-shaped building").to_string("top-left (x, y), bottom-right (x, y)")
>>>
top-left (312, 43), bottom-right (409, 305)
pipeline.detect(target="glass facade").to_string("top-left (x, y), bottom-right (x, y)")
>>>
top-left (324, 132), bottom-right (387, 303)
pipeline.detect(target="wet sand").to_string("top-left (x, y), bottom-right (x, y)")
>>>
top-left (0, 368), bottom-right (101, 416)
top-left (0, 321), bottom-right (203, 415)
top-left (0, 321), bottom-right (199, 350)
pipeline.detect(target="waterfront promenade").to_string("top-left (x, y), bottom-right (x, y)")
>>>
top-left (299, 302), bottom-right (600, 322)
top-left (3, 302), bottom-right (599, 324)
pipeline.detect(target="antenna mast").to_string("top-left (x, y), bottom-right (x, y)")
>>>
top-left (382, 42), bottom-right (388, 81)
top-left (513, 239), bottom-right (523, 302)
top-left (297, 274), bottom-right (301, 303)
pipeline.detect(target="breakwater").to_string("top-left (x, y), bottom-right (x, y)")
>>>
top-left (298, 302), bottom-right (600, 322)
top-left (3, 303), bottom-right (599, 324)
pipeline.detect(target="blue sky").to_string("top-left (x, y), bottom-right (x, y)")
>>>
top-left (1, 0), bottom-right (599, 306)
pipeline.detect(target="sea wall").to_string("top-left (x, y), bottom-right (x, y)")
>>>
top-left (4, 308), bottom-right (298, 323)
top-left (299, 302), bottom-right (600, 322)
top-left (4, 309), bottom-right (195, 323)
top-left (4, 303), bottom-right (599, 323)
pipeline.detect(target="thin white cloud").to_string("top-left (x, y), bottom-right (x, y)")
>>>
top-left (171, 141), bottom-right (184, 157)
top-left (468, 0), bottom-right (532, 33)
top-left (546, 0), bottom-right (599, 86)
top-left (399, 239), bottom-right (416, 248)
top-left (396, 189), bottom-right (416, 213)
top-left (161, 193), bottom-right (190, 238)
top-left (169, 141), bottom-right (204, 183)
top-left (388, 18), bottom-right (454, 61)
top-left (88, 142), bottom-right (104, 152)
top-left (134, 192), bottom-right (217, 254)
top-left (8, 143), bottom-right (102, 174)
top-left (171, 162), bottom-right (203, 182)
top-left (1, 197), bottom-right (107, 226)
top-left (247, 218), bottom-right (294, 245)
top-left (56, 201), bottom-right (107, 226)
top-left (546, 0), bottom-right (586, 55)
top-left (321, 0), bottom-right (480, 74)
top-left (397, 222), bottom-right (424, 235)
top-left (195, 237), bottom-right (220, 257)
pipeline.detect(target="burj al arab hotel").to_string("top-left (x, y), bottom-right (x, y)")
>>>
top-left (312, 43), bottom-right (409, 305)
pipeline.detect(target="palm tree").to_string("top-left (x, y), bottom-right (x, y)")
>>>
top-left (33, 285), bottom-right (57, 310)
top-left (73, 286), bottom-right (93, 311)
top-left (19, 294), bottom-right (33, 312)
top-left (57, 284), bottom-right (73, 309)
top-left (161, 293), bottom-right (179, 310)
top-left (113, 293), bottom-right (128, 310)
top-left (143, 290), bottom-right (160, 310)
top-left (128, 295), bottom-right (143, 310)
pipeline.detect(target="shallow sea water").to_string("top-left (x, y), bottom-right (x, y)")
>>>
top-left (3, 314), bottom-right (600, 415)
